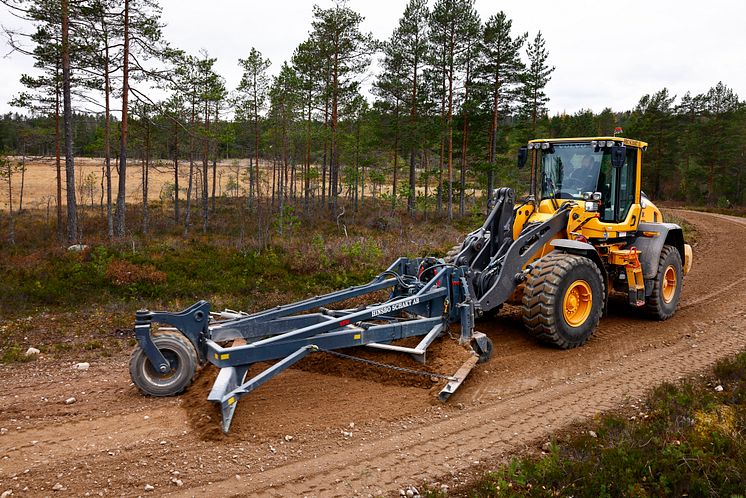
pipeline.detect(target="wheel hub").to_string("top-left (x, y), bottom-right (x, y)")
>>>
top-left (563, 280), bottom-right (592, 327)
top-left (662, 265), bottom-right (677, 303)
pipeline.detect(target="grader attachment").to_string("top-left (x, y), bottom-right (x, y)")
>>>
top-left (130, 258), bottom-right (495, 433)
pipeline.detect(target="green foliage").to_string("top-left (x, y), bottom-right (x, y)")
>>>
top-left (464, 351), bottom-right (746, 497)
top-left (0, 344), bottom-right (35, 364)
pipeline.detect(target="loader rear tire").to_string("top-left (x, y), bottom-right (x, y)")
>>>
top-left (129, 330), bottom-right (199, 397)
top-left (522, 251), bottom-right (604, 349)
top-left (645, 244), bottom-right (683, 320)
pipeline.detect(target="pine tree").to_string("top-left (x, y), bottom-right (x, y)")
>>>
top-left (392, 0), bottom-right (429, 214)
top-left (519, 31), bottom-right (554, 133)
top-left (310, 2), bottom-right (375, 215)
top-left (237, 48), bottom-right (271, 207)
top-left (428, 0), bottom-right (480, 220)
top-left (476, 11), bottom-right (525, 197)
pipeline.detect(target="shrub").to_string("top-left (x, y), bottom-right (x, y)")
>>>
top-left (105, 260), bottom-right (167, 286)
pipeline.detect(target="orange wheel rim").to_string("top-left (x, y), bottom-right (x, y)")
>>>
top-left (563, 280), bottom-right (592, 327)
top-left (662, 265), bottom-right (677, 303)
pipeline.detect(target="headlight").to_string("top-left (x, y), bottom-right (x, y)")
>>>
top-left (606, 140), bottom-right (615, 147)
top-left (591, 140), bottom-right (598, 148)
top-left (541, 142), bottom-right (550, 150)
top-left (527, 143), bottom-right (535, 149)
top-left (584, 201), bottom-right (598, 212)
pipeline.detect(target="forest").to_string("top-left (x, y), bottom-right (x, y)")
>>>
top-left (0, 0), bottom-right (744, 246)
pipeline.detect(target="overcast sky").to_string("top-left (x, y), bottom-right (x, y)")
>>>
top-left (1, 0), bottom-right (744, 115)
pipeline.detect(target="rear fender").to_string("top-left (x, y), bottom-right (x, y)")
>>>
top-left (633, 223), bottom-right (685, 280)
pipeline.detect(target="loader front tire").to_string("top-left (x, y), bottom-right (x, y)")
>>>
top-left (129, 330), bottom-right (199, 397)
top-left (522, 251), bottom-right (604, 349)
top-left (645, 244), bottom-right (683, 320)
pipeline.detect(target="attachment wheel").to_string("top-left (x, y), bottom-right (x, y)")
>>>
top-left (129, 330), bottom-right (199, 396)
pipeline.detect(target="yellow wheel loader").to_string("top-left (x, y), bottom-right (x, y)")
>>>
top-left (449, 136), bottom-right (693, 348)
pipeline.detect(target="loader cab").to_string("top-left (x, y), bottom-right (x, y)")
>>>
top-left (528, 137), bottom-right (646, 228)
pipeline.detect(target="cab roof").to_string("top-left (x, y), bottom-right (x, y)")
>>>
top-left (528, 136), bottom-right (648, 148)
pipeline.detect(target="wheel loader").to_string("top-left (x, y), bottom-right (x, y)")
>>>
top-left (129, 136), bottom-right (692, 432)
top-left (449, 136), bottom-right (693, 348)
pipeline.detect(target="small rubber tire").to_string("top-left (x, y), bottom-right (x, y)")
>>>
top-left (645, 245), bottom-right (683, 320)
top-left (522, 251), bottom-right (604, 349)
top-left (129, 330), bottom-right (199, 397)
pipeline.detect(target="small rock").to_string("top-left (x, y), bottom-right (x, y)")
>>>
top-left (588, 430), bottom-right (598, 438)
top-left (284, 435), bottom-right (293, 442)
top-left (342, 431), bottom-right (353, 438)
top-left (715, 385), bottom-right (724, 392)
top-left (144, 484), bottom-right (154, 492)
top-left (0, 428), bottom-right (7, 435)
top-left (52, 483), bottom-right (64, 491)
top-left (64, 397), bottom-right (76, 405)
top-left (72, 362), bottom-right (90, 371)
top-left (406, 489), bottom-right (414, 497)
top-left (174, 479), bottom-right (183, 487)
top-left (235, 474), bottom-right (241, 480)
top-left (160, 440), bottom-right (167, 445)
top-left (349, 422), bottom-right (355, 429)
top-left (67, 244), bottom-right (89, 252)
top-left (399, 490), bottom-right (406, 497)
top-left (143, 416), bottom-right (150, 420)
top-left (1, 490), bottom-right (13, 498)
top-left (541, 441), bottom-right (552, 452)
top-left (25, 347), bottom-right (40, 357)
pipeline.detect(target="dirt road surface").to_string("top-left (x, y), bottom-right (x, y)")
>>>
top-left (2, 210), bottom-right (746, 497)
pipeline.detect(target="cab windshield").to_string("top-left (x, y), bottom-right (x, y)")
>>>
top-left (539, 143), bottom-right (610, 200)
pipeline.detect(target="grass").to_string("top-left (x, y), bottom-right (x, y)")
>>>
top-left (441, 352), bottom-right (746, 497)
top-left (0, 200), bottom-right (468, 363)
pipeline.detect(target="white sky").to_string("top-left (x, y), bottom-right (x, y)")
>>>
top-left (1, 0), bottom-right (745, 115)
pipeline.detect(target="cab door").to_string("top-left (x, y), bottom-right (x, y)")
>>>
top-left (597, 146), bottom-right (641, 234)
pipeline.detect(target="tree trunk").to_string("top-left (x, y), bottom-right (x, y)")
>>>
top-left (6, 159), bottom-right (15, 245)
top-left (62, 0), bottom-right (78, 243)
top-left (173, 119), bottom-right (179, 222)
top-left (103, 13), bottom-right (113, 239)
top-left (211, 103), bottom-right (218, 212)
top-left (202, 100), bottom-right (210, 233)
top-left (184, 96), bottom-right (195, 235)
top-left (408, 44), bottom-right (419, 215)
top-left (55, 64), bottom-right (63, 241)
top-left (392, 111), bottom-right (399, 211)
top-left (487, 74), bottom-right (500, 204)
top-left (142, 115), bottom-right (150, 234)
top-left (114, 0), bottom-right (129, 237)
top-left (330, 44), bottom-right (339, 214)
top-left (447, 34), bottom-right (454, 222)
top-left (19, 144), bottom-right (25, 211)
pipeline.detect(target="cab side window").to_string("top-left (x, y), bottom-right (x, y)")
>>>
top-left (617, 148), bottom-right (637, 221)
top-left (599, 147), bottom-right (637, 223)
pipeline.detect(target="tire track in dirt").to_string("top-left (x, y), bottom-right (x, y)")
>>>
top-left (2, 209), bottom-right (745, 497)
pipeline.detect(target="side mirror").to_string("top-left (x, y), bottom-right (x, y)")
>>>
top-left (517, 146), bottom-right (528, 169)
top-left (611, 145), bottom-right (626, 168)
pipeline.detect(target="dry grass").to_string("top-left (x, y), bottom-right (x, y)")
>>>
top-left (1, 156), bottom-right (285, 210)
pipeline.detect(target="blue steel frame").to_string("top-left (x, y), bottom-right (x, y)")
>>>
top-left (134, 257), bottom-right (479, 432)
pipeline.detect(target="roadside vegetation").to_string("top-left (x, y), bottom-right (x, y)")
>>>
top-left (439, 352), bottom-right (746, 497)
top-left (0, 200), bottom-right (471, 362)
